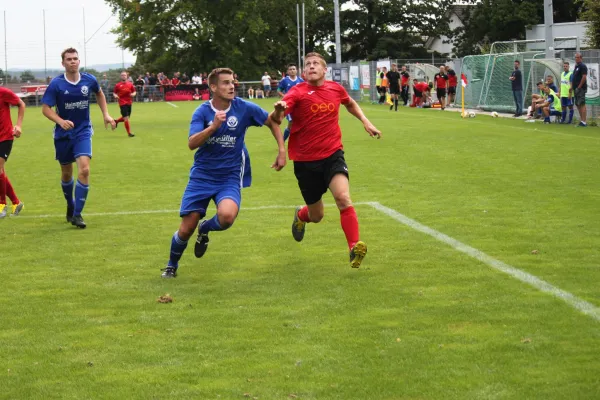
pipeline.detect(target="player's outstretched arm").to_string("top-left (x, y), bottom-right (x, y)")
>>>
top-left (96, 90), bottom-right (116, 130)
top-left (271, 101), bottom-right (287, 125)
top-left (264, 115), bottom-right (286, 171)
top-left (188, 110), bottom-right (225, 150)
top-left (343, 98), bottom-right (381, 139)
top-left (13, 99), bottom-right (25, 138)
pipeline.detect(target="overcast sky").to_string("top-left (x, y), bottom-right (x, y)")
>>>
top-left (0, 0), bottom-right (136, 70)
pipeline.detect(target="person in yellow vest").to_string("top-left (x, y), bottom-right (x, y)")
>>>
top-left (558, 61), bottom-right (574, 124)
top-left (537, 81), bottom-right (562, 124)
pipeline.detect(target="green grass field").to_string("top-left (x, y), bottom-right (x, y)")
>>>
top-left (2, 100), bottom-right (600, 399)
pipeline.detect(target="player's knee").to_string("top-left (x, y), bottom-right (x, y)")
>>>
top-left (218, 212), bottom-right (236, 229)
top-left (333, 193), bottom-right (352, 210)
top-left (78, 165), bottom-right (90, 179)
top-left (177, 226), bottom-right (194, 241)
top-left (309, 210), bottom-right (324, 223)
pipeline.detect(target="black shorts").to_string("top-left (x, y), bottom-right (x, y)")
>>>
top-left (437, 88), bottom-right (447, 99)
top-left (389, 84), bottom-right (400, 95)
top-left (0, 139), bottom-right (13, 161)
top-left (448, 86), bottom-right (456, 95)
top-left (293, 150), bottom-right (349, 205)
top-left (120, 105), bottom-right (132, 118)
top-left (414, 90), bottom-right (422, 98)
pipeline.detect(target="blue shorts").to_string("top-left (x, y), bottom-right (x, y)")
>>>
top-left (286, 114), bottom-right (293, 122)
top-left (263, 85), bottom-right (271, 92)
top-left (560, 97), bottom-right (572, 107)
top-left (179, 179), bottom-right (241, 218)
top-left (54, 134), bottom-right (92, 165)
top-left (549, 107), bottom-right (561, 116)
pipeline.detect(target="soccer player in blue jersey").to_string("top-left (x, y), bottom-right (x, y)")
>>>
top-left (277, 64), bottom-right (304, 141)
top-left (41, 48), bottom-right (116, 228)
top-left (162, 68), bottom-right (287, 278)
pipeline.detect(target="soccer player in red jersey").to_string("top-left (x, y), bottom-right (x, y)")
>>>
top-left (273, 52), bottom-right (381, 268)
top-left (113, 71), bottom-right (137, 137)
top-left (0, 87), bottom-right (25, 218)
top-left (433, 66), bottom-right (449, 110)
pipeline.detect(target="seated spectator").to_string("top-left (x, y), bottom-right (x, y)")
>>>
top-left (248, 87), bottom-right (255, 99)
top-left (537, 81), bottom-right (562, 123)
top-left (255, 88), bottom-right (264, 99)
top-left (192, 73), bottom-right (201, 84)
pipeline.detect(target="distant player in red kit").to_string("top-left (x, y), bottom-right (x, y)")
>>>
top-left (272, 52), bottom-right (381, 268)
top-left (113, 71), bottom-right (137, 137)
top-left (0, 87), bottom-right (26, 218)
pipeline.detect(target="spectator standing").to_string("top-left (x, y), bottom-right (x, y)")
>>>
top-left (572, 53), bottom-right (588, 127)
top-left (261, 72), bottom-right (271, 97)
top-left (135, 75), bottom-right (145, 102)
top-left (509, 60), bottom-right (523, 117)
top-left (100, 74), bottom-right (110, 101)
top-left (148, 73), bottom-right (158, 102)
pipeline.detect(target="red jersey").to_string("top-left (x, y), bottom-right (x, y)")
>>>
top-left (415, 82), bottom-right (429, 92)
top-left (0, 87), bottom-right (20, 142)
top-left (434, 73), bottom-right (448, 89)
top-left (172, 78), bottom-right (180, 86)
top-left (448, 72), bottom-right (458, 87)
top-left (114, 81), bottom-right (135, 106)
top-left (283, 81), bottom-right (350, 162)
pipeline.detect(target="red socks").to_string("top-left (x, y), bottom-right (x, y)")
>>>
top-left (115, 117), bottom-right (124, 123)
top-left (124, 120), bottom-right (131, 134)
top-left (340, 206), bottom-right (360, 249)
top-left (0, 173), bottom-right (19, 204)
top-left (298, 205), bottom-right (310, 222)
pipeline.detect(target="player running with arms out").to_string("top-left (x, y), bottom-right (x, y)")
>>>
top-left (41, 47), bottom-right (116, 228)
top-left (161, 68), bottom-right (286, 278)
top-left (277, 63), bottom-right (304, 141)
top-left (0, 87), bottom-right (26, 218)
top-left (273, 52), bottom-right (381, 269)
top-left (113, 71), bottom-right (136, 137)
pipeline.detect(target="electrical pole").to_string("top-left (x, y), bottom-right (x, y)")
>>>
top-left (544, 0), bottom-right (554, 58)
top-left (333, 0), bottom-right (341, 64)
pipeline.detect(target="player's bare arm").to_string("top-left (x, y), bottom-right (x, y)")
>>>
top-left (96, 89), bottom-right (116, 130)
top-left (271, 100), bottom-right (287, 124)
top-left (188, 110), bottom-right (226, 150)
top-left (264, 115), bottom-right (286, 171)
top-left (13, 99), bottom-right (25, 138)
top-left (42, 104), bottom-right (75, 131)
top-left (343, 98), bottom-right (381, 139)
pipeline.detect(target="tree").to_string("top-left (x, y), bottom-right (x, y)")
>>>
top-left (20, 70), bottom-right (36, 83)
top-left (338, 0), bottom-right (454, 61)
top-left (105, 0), bottom-right (333, 79)
top-left (582, 0), bottom-right (600, 48)
top-left (451, 0), bottom-right (543, 57)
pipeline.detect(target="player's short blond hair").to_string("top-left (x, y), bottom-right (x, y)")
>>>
top-left (304, 52), bottom-right (327, 67)
top-left (61, 47), bottom-right (78, 61)
top-left (208, 68), bottom-right (234, 87)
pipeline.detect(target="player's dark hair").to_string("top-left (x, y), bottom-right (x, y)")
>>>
top-left (208, 68), bottom-right (234, 87)
top-left (304, 52), bottom-right (327, 67)
top-left (61, 47), bottom-right (78, 61)
top-left (514, 60), bottom-right (520, 64)
top-left (563, 61), bottom-right (570, 66)
top-left (287, 63), bottom-right (297, 69)
top-left (537, 81), bottom-right (545, 86)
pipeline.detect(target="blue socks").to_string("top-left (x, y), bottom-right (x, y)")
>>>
top-left (74, 180), bottom-right (89, 216)
top-left (61, 179), bottom-right (74, 208)
top-left (200, 214), bottom-right (224, 234)
top-left (568, 109), bottom-right (574, 124)
top-left (283, 127), bottom-right (291, 142)
top-left (168, 230), bottom-right (188, 268)
top-left (561, 110), bottom-right (567, 123)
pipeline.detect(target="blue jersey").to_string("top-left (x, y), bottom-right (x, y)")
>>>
top-left (42, 73), bottom-right (100, 139)
top-left (277, 76), bottom-right (304, 94)
top-left (188, 98), bottom-right (269, 187)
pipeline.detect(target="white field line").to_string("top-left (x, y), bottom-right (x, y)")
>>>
top-left (166, 102), bottom-right (179, 108)
top-left (17, 202), bottom-right (373, 219)
top-left (366, 201), bottom-right (600, 323)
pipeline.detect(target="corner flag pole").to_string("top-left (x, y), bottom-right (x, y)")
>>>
top-left (461, 84), bottom-right (465, 117)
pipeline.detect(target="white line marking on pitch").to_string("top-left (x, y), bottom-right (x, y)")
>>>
top-left (166, 102), bottom-right (179, 108)
top-left (366, 201), bottom-right (600, 323)
top-left (18, 202), bottom-right (372, 219)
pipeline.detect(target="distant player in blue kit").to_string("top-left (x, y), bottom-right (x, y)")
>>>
top-left (42, 48), bottom-right (116, 228)
top-left (162, 68), bottom-right (287, 278)
top-left (277, 64), bottom-right (304, 141)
